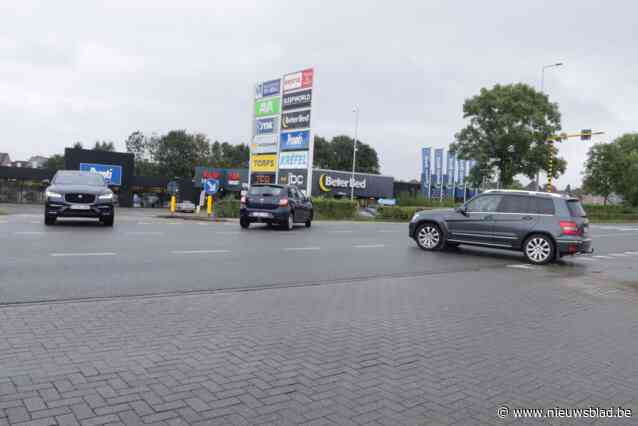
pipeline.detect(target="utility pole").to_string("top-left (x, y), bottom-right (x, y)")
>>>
top-left (350, 106), bottom-right (359, 201)
top-left (538, 62), bottom-right (564, 189)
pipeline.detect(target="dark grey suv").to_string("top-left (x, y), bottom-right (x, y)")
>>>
top-left (408, 190), bottom-right (593, 264)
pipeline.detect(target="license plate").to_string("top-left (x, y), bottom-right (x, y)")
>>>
top-left (251, 212), bottom-right (271, 218)
top-left (71, 204), bottom-right (91, 210)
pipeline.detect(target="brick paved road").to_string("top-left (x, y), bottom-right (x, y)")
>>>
top-left (2, 266), bottom-right (638, 425)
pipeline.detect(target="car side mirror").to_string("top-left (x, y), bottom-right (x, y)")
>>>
top-left (42, 179), bottom-right (50, 185)
top-left (455, 206), bottom-right (467, 216)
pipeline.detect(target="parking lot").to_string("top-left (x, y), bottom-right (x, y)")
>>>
top-left (1, 205), bottom-right (638, 425)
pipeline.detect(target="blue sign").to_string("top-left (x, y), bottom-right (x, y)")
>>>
top-left (205, 179), bottom-right (220, 195)
top-left (446, 151), bottom-right (456, 187)
top-left (421, 148), bottom-right (431, 196)
top-left (457, 159), bottom-right (466, 186)
top-left (79, 163), bottom-right (122, 186)
top-left (256, 79), bottom-right (281, 99)
top-left (280, 130), bottom-right (310, 151)
top-left (434, 148), bottom-right (444, 186)
top-left (255, 117), bottom-right (277, 135)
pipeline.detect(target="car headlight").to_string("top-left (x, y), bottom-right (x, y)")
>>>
top-left (46, 190), bottom-right (63, 199)
top-left (98, 193), bottom-right (114, 201)
top-left (410, 212), bottom-right (420, 222)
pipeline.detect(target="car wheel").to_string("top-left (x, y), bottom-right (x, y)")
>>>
top-left (103, 216), bottom-right (114, 227)
top-left (285, 212), bottom-right (294, 231)
top-left (44, 215), bottom-right (55, 226)
top-left (415, 223), bottom-right (444, 251)
top-left (305, 219), bottom-right (311, 228)
top-left (240, 218), bottom-right (250, 229)
top-left (523, 234), bottom-right (555, 265)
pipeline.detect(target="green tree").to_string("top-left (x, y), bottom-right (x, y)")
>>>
top-left (72, 141), bottom-right (83, 149)
top-left (43, 154), bottom-right (65, 171)
top-left (125, 131), bottom-right (160, 176)
top-left (582, 143), bottom-right (619, 205)
top-left (451, 83), bottom-right (563, 187)
top-left (312, 135), bottom-right (380, 174)
top-left (611, 134), bottom-right (638, 206)
top-left (93, 140), bottom-right (115, 151)
top-left (154, 130), bottom-right (210, 178)
top-left (208, 141), bottom-right (249, 168)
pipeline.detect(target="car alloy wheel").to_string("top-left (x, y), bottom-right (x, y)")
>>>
top-left (287, 213), bottom-right (294, 230)
top-left (525, 236), bottom-right (552, 264)
top-left (417, 224), bottom-right (440, 250)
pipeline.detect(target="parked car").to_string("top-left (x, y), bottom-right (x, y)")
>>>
top-left (176, 200), bottom-right (196, 213)
top-left (44, 170), bottom-right (115, 226)
top-left (240, 184), bottom-right (313, 230)
top-left (408, 190), bottom-right (593, 264)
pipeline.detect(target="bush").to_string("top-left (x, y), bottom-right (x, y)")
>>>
top-left (583, 204), bottom-right (638, 222)
top-left (395, 192), bottom-right (458, 208)
top-left (215, 199), bottom-right (240, 218)
top-left (376, 206), bottom-right (432, 221)
top-left (312, 198), bottom-right (357, 220)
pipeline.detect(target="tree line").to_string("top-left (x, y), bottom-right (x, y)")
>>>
top-left (43, 131), bottom-right (381, 178)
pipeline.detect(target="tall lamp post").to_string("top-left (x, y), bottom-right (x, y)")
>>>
top-left (537, 62), bottom-right (564, 188)
top-left (351, 106), bottom-right (360, 201)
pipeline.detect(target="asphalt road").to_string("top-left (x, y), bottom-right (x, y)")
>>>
top-left (1, 205), bottom-right (637, 304)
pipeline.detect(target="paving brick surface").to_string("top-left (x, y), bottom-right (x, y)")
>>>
top-left (1, 270), bottom-right (638, 425)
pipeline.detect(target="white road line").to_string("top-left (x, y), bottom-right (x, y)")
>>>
top-left (50, 252), bottom-right (116, 257)
top-left (216, 231), bottom-right (240, 234)
top-left (171, 249), bottom-right (230, 255)
top-left (591, 233), bottom-right (637, 238)
top-left (138, 222), bottom-right (154, 225)
top-left (283, 247), bottom-right (321, 251)
top-left (14, 231), bottom-right (44, 235)
top-left (29, 221), bottom-right (40, 224)
top-left (167, 222), bottom-right (182, 225)
top-left (506, 264), bottom-right (538, 270)
top-left (624, 251), bottom-right (638, 255)
top-left (593, 255), bottom-right (613, 259)
top-left (353, 244), bottom-right (385, 249)
top-left (609, 253), bottom-right (629, 257)
top-left (378, 230), bottom-right (400, 233)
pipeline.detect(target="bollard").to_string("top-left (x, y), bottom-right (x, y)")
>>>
top-left (207, 195), bottom-right (213, 216)
top-left (170, 195), bottom-right (176, 213)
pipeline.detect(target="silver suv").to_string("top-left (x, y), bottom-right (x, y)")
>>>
top-left (408, 190), bottom-right (593, 264)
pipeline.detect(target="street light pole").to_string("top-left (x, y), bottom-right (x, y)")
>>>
top-left (537, 62), bottom-right (564, 189)
top-left (351, 106), bottom-right (359, 201)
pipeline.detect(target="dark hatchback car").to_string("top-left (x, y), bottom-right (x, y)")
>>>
top-left (44, 170), bottom-right (115, 226)
top-left (409, 190), bottom-right (593, 264)
top-left (240, 184), bottom-right (313, 230)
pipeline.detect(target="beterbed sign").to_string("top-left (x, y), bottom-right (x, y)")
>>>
top-left (255, 97), bottom-right (281, 117)
top-left (280, 130), bottom-right (310, 151)
top-left (255, 117), bottom-right (277, 135)
top-left (282, 89), bottom-right (312, 110)
top-left (281, 109), bottom-right (311, 130)
top-left (255, 79), bottom-right (281, 99)
top-left (79, 163), bottom-right (122, 186)
top-left (318, 174), bottom-right (366, 192)
top-left (312, 169), bottom-right (394, 198)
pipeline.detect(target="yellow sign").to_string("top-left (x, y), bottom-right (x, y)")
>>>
top-left (319, 174), bottom-right (330, 192)
top-left (251, 154), bottom-right (277, 173)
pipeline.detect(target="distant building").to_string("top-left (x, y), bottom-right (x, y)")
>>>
top-left (28, 155), bottom-right (49, 168)
top-left (11, 160), bottom-right (30, 168)
top-left (0, 153), bottom-right (10, 167)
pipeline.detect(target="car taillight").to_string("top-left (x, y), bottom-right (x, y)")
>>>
top-left (279, 198), bottom-right (289, 207)
top-left (560, 221), bottom-right (580, 235)
top-left (240, 196), bottom-right (246, 206)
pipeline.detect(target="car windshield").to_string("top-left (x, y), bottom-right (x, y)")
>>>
top-left (248, 186), bottom-right (282, 196)
top-left (567, 200), bottom-right (587, 217)
top-left (53, 173), bottom-right (106, 186)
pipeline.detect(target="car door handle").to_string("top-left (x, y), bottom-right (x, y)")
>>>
top-left (522, 216), bottom-right (533, 221)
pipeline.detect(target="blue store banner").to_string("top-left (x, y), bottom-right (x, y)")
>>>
top-left (457, 159), bottom-right (466, 186)
top-left (434, 148), bottom-right (443, 187)
top-left (79, 163), bottom-right (122, 186)
top-left (446, 151), bottom-right (456, 187)
top-left (280, 130), bottom-right (310, 151)
top-left (421, 147), bottom-right (431, 195)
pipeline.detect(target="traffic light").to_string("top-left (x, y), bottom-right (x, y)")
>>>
top-left (581, 129), bottom-right (592, 141)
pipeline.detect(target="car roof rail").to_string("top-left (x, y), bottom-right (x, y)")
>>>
top-left (483, 189), bottom-right (565, 198)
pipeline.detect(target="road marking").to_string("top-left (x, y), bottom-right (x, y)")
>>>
top-left (591, 233), bottom-right (637, 238)
top-left (138, 222), bottom-right (154, 225)
top-left (50, 252), bottom-right (116, 257)
top-left (593, 255), bottom-right (613, 259)
top-left (126, 231), bottom-right (164, 235)
top-left (506, 264), bottom-right (538, 270)
top-left (167, 222), bottom-right (182, 225)
top-left (14, 231), bottom-right (44, 235)
top-left (353, 244), bottom-right (385, 249)
top-left (624, 251), bottom-right (638, 255)
top-left (171, 249), bottom-right (230, 255)
top-left (609, 253), bottom-right (629, 257)
top-left (378, 230), bottom-right (400, 233)
top-left (283, 247), bottom-right (320, 251)
top-left (216, 231), bottom-right (240, 235)
top-left (29, 221), bottom-right (40, 224)
top-left (329, 230), bottom-right (353, 233)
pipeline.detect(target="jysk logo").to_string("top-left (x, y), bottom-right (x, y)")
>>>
top-left (255, 97), bottom-right (281, 117)
top-left (280, 130), bottom-right (310, 151)
top-left (278, 151), bottom-right (308, 170)
top-left (255, 117), bottom-right (277, 135)
top-left (281, 109), bottom-right (311, 130)
top-left (79, 163), bottom-right (122, 186)
top-left (282, 89), bottom-right (312, 110)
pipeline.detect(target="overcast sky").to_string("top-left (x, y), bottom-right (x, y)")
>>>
top-left (1, 0), bottom-right (636, 187)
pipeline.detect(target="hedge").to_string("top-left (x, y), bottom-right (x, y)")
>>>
top-left (376, 206), bottom-right (432, 221)
top-left (395, 192), bottom-right (457, 208)
top-left (213, 197), bottom-right (357, 220)
top-left (583, 204), bottom-right (638, 222)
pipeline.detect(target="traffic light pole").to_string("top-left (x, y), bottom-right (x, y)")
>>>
top-left (545, 130), bottom-right (604, 192)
